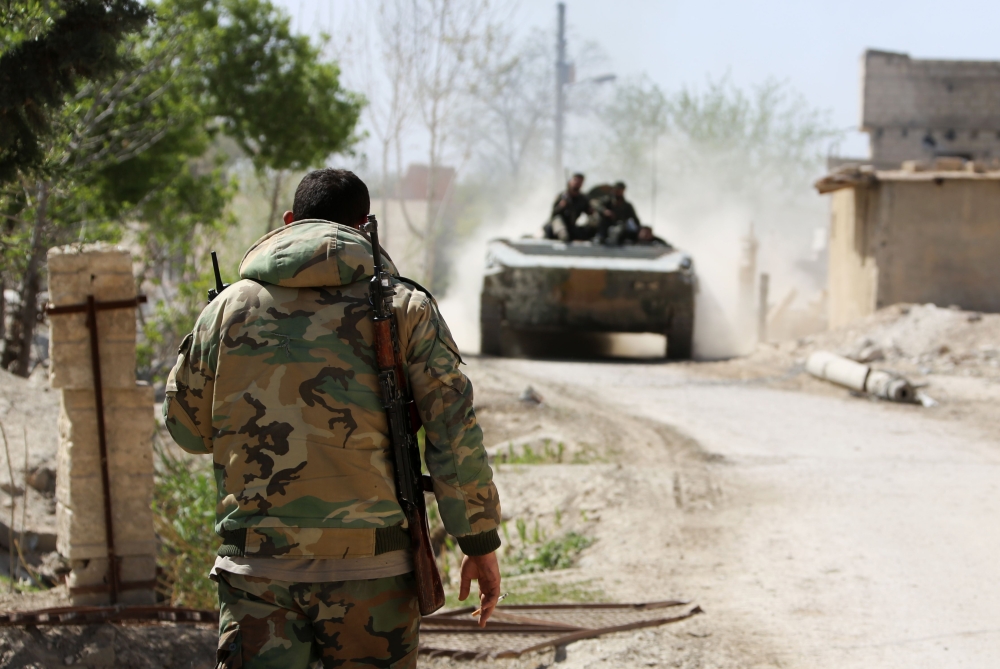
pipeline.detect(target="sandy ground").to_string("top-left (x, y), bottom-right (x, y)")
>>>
top-left (0, 368), bottom-right (60, 547)
top-left (3, 303), bottom-right (1000, 667)
top-left (422, 352), bottom-right (1000, 668)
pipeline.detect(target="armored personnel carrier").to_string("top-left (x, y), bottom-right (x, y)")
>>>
top-left (480, 238), bottom-right (696, 359)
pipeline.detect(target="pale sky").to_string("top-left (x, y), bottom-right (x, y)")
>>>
top-left (276, 0), bottom-right (1000, 158)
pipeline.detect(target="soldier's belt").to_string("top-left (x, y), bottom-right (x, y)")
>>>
top-left (218, 524), bottom-right (410, 559)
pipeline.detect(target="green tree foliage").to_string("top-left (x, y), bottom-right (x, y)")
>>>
top-left (0, 0), bottom-right (152, 181)
top-left (200, 0), bottom-right (363, 230)
top-left (670, 77), bottom-right (839, 184)
top-left (0, 0), bottom-right (362, 377)
top-left (205, 0), bottom-right (361, 174)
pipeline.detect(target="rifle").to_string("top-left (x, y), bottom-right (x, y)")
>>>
top-left (364, 214), bottom-right (446, 615)
top-left (207, 251), bottom-right (229, 303)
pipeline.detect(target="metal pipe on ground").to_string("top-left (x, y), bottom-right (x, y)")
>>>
top-left (806, 351), bottom-right (916, 403)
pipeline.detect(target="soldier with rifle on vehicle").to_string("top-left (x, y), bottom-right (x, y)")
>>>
top-left (163, 168), bottom-right (502, 668)
top-left (545, 172), bottom-right (595, 241)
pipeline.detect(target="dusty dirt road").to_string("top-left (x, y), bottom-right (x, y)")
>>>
top-left (453, 355), bottom-right (1000, 669)
top-left (3, 345), bottom-right (998, 668)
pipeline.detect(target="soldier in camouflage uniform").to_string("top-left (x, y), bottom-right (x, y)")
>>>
top-left (545, 172), bottom-right (595, 241)
top-left (163, 169), bottom-right (502, 668)
top-left (595, 181), bottom-right (641, 245)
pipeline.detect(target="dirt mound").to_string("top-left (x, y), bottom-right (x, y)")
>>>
top-left (752, 303), bottom-right (1000, 380)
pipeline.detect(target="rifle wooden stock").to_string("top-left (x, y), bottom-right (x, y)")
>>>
top-left (372, 319), bottom-right (395, 368)
top-left (406, 505), bottom-right (446, 615)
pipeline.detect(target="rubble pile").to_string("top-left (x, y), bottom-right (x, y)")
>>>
top-left (757, 303), bottom-right (1000, 381)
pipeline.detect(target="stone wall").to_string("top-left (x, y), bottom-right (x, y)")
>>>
top-left (825, 172), bottom-right (1000, 326)
top-left (861, 50), bottom-right (1000, 165)
top-left (47, 244), bottom-right (156, 606)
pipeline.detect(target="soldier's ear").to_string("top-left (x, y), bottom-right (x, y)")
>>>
top-left (283, 211), bottom-right (295, 225)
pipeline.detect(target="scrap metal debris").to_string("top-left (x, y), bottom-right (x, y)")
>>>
top-left (419, 600), bottom-right (702, 660)
top-left (0, 605), bottom-right (218, 627)
top-left (806, 351), bottom-right (916, 402)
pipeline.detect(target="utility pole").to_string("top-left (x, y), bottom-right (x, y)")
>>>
top-left (554, 2), bottom-right (567, 187)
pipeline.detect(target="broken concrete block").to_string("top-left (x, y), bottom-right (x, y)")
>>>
top-left (66, 555), bottom-right (156, 606)
top-left (57, 387), bottom-right (155, 480)
top-left (46, 271), bottom-right (137, 310)
top-left (49, 307), bottom-right (137, 351)
top-left (47, 242), bottom-right (132, 274)
top-left (47, 243), bottom-right (138, 390)
top-left (46, 244), bottom-right (134, 304)
top-left (56, 474), bottom-right (155, 560)
top-left (50, 341), bottom-right (138, 390)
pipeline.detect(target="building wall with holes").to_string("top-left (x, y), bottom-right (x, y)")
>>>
top-left (861, 50), bottom-right (1000, 166)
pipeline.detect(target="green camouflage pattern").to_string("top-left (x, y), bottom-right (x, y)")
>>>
top-left (163, 219), bottom-right (500, 554)
top-left (244, 526), bottom-right (378, 559)
top-left (216, 570), bottom-right (418, 668)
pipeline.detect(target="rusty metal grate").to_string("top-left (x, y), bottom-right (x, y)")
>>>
top-left (420, 601), bottom-right (703, 660)
top-left (0, 599), bottom-right (702, 660)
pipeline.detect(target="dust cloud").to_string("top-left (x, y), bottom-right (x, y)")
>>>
top-left (436, 187), bottom-right (552, 353)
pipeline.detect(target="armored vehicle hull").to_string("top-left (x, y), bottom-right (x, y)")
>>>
top-left (480, 239), bottom-right (696, 359)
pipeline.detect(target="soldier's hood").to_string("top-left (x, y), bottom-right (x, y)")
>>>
top-left (239, 219), bottom-right (397, 288)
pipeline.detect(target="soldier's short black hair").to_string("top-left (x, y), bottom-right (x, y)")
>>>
top-left (572, 172), bottom-right (585, 180)
top-left (292, 169), bottom-right (370, 224)
top-left (614, 180), bottom-right (626, 189)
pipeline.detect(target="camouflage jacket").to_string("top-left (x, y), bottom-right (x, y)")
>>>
top-left (162, 220), bottom-right (501, 559)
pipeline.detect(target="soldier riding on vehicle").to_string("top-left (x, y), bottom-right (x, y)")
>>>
top-left (545, 172), bottom-right (595, 241)
top-left (594, 181), bottom-right (642, 245)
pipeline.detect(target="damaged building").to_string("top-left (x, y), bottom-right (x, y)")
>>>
top-left (818, 50), bottom-right (1000, 327)
top-left (860, 49), bottom-right (1000, 168)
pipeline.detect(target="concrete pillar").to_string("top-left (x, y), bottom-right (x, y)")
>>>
top-left (47, 243), bottom-right (156, 606)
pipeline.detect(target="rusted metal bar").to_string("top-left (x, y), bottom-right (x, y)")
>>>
top-left (46, 296), bottom-right (147, 316)
top-left (68, 579), bottom-right (158, 596)
top-left (419, 601), bottom-right (704, 660)
top-left (45, 295), bottom-right (148, 604)
top-left (0, 605), bottom-right (218, 627)
top-left (428, 599), bottom-right (689, 616)
top-left (86, 295), bottom-right (119, 604)
top-left (493, 606), bottom-right (704, 659)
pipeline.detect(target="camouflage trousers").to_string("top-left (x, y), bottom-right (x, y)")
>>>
top-left (216, 570), bottom-right (420, 669)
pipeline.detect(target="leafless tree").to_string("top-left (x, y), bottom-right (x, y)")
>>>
top-left (369, 2), bottom-right (421, 247)
top-left (365, 0), bottom-right (513, 288)
top-left (467, 28), bottom-right (552, 182)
